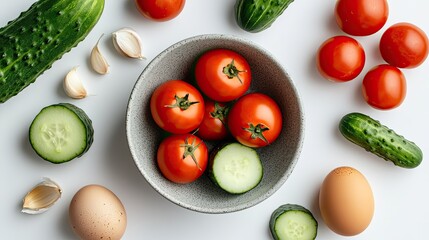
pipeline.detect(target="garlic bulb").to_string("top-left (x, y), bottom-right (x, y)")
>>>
top-left (91, 34), bottom-right (110, 75)
top-left (64, 67), bottom-right (87, 99)
top-left (22, 178), bottom-right (62, 214)
top-left (112, 28), bottom-right (145, 59)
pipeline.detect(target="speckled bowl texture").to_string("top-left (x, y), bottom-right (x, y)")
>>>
top-left (126, 34), bottom-right (304, 214)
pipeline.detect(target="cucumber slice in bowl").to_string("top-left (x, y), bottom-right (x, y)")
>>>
top-left (209, 142), bottom-right (263, 194)
top-left (29, 103), bottom-right (94, 164)
top-left (270, 204), bottom-right (318, 240)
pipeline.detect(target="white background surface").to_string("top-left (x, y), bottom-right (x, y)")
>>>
top-left (1, 0), bottom-right (428, 239)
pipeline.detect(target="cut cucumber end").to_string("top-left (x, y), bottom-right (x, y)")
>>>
top-left (29, 103), bottom-right (94, 164)
top-left (209, 142), bottom-right (263, 194)
top-left (270, 204), bottom-right (318, 240)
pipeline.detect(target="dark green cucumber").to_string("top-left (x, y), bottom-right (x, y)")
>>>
top-left (29, 103), bottom-right (94, 164)
top-left (270, 204), bottom-right (318, 240)
top-left (339, 112), bottom-right (423, 169)
top-left (0, 0), bottom-right (105, 103)
top-left (235, 0), bottom-right (295, 33)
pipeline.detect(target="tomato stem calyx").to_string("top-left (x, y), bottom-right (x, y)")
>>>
top-left (180, 136), bottom-right (203, 170)
top-left (244, 123), bottom-right (269, 143)
top-left (210, 102), bottom-right (230, 125)
top-left (165, 94), bottom-right (199, 110)
top-left (223, 59), bottom-right (246, 84)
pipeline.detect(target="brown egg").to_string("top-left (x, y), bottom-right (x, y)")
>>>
top-left (319, 166), bottom-right (374, 236)
top-left (69, 184), bottom-right (127, 240)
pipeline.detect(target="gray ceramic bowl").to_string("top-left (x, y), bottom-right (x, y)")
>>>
top-left (126, 34), bottom-right (304, 214)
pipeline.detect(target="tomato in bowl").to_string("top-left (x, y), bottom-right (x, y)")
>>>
top-left (126, 34), bottom-right (304, 214)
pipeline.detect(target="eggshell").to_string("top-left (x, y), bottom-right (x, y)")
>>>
top-left (319, 166), bottom-right (374, 236)
top-left (69, 184), bottom-right (127, 240)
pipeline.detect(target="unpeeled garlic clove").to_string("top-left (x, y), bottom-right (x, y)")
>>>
top-left (112, 28), bottom-right (145, 59)
top-left (22, 178), bottom-right (62, 214)
top-left (64, 66), bottom-right (87, 99)
top-left (91, 34), bottom-right (110, 75)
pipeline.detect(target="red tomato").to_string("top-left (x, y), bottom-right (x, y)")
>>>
top-left (317, 36), bottom-right (366, 82)
top-left (135, 0), bottom-right (185, 22)
top-left (380, 23), bottom-right (429, 68)
top-left (157, 134), bottom-right (208, 183)
top-left (335, 0), bottom-right (388, 36)
top-left (194, 49), bottom-right (251, 102)
top-left (227, 93), bottom-right (282, 148)
top-left (150, 80), bottom-right (204, 134)
top-left (362, 64), bottom-right (407, 110)
top-left (197, 100), bottom-right (230, 141)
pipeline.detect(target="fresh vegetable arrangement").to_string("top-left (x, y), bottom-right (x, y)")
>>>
top-left (314, 1), bottom-right (426, 236)
top-left (149, 48), bottom-right (284, 192)
top-left (317, 0), bottom-right (429, 110)
top-left (1, 0), bottom-right (427, 239)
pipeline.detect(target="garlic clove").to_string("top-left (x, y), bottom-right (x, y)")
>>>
top-left (64, 66), bottom-right (87, 99)
top-left (22, 178), bottom-right (62, 214)
top-left (91, 34), bottom-right (110, 75)
top-left (112, 28), bottom-right (145, 59)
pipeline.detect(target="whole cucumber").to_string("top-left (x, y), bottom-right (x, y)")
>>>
top-left (339, 112), bottom-right (423, 169)
top-left (235, 0), bottom-right (295, 33)
top-left (0, 0), bottom-right (105, 103)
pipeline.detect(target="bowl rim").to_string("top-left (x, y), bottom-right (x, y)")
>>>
top-left (125, 33), bottom-right (305, 213)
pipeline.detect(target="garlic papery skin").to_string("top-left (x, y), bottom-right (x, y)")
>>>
top-left (64, 67), bottom-right (87, 99)
top-left (91, 34), bottom-right (110, 75)
top-left (112, 28), bottom-right (145, 59)
top-left (22, 178), bottom-right (62, 214)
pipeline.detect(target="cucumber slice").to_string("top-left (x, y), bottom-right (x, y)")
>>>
top-left (270, 204), bottom-right (318, 240)
top-left (29, 103), bottom-right (94, 164)
top-left (209, 142), bottom-right (263, 194)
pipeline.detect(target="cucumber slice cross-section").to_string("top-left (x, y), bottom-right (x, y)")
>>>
top-left (29, 103), bottom-right (94, 164)
top-left (209, 142), bottom-right (263, 194)
top-left (270, 204), bottom-right (318, 240)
